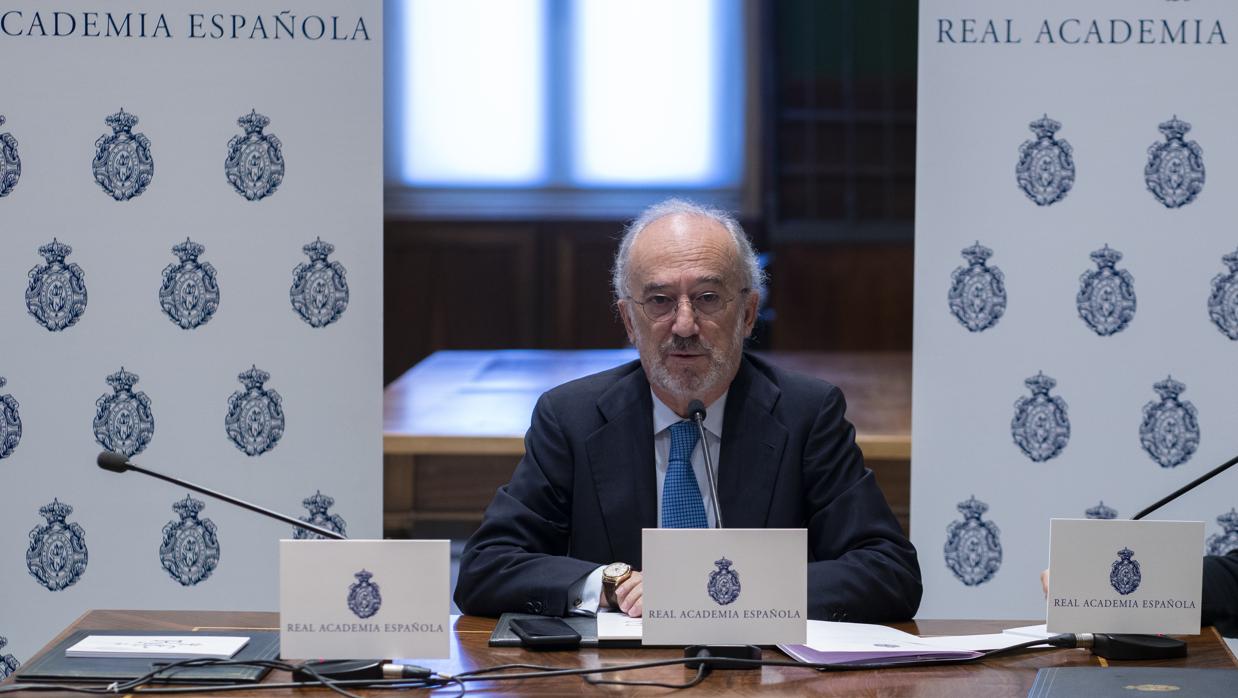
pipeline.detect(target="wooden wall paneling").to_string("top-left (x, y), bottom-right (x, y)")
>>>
top-left (550, 222), bottom-right (628, 348)
top-left (768, 241), bottom-right (912, 351)
top-left (383, 222), bottom-right (540, 384)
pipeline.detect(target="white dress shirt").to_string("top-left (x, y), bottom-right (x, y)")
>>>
top-left (568, 390), bottom-right (728, 614)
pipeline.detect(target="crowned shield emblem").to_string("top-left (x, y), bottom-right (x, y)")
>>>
top-left (93, 368), bottom-right (154, 457)
top-left (0, 114), bottom-right (21, 198)
top-left (1208, 248), bottom-right (1238, 340)
top-left (0, 636), bottom-right (18, 680)
top-left (1011, 372), bottom-right (1070, 462)
top-left (1085, 501), bottom-right (1118, 520)
top-left (26, 499), bottom-right (88, 591)
top-left (1077, 245), bottom-right (1135, 336)
top-left (943, 495), bottom-right (1002, 586)
top-left (92, 109), bottom-right (154, 201)
top-left (948, 242), bottom-right (1006, 332)
top-left (0, 377), bottom-right (21, 460)
top-left (1109, 547), bottom-right (1141, 595)
top-left (347, 570), bottom-right (382, 619)
top-left (160, 495), bottom-right (221, 586)
top-left (26, 239), bottom-right (88, 332)
top-left (1016, 115), bottom-right (1075, 206)
top-left (294, 490), bottom-right (347, 540)
top-left (159, 239), bottom-right (220, 330)
top-left (291, 238), bottom-right (349, 328)
top-left (707, 557), bottom-right (741, 605)
top-left (225, 366), bottom-right (284, 456)
top-left (1206, 509), bottom-right (1238, 556)
top-left (1145, 116), bottom-right (1204, 209)
top-left (225, 110), bottom-right (285, 201)
top-left (1139, 377), bottom-right (1199, 469)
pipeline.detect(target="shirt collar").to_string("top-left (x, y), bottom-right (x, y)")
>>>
top-left (651, 389), bottom-right (728, 438)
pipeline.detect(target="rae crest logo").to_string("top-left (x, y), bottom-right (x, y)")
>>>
top-left (707, 557), bottom-right (741, 605)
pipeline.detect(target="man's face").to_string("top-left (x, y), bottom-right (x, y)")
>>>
top-left (618, 213), bottom-right (759, 407)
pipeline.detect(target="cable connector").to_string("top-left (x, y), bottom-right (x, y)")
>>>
top-left (683, 644), bottom-right (762, 670)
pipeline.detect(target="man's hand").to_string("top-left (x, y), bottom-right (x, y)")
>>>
top-left (614, 570), bottom-right (644, 618)
top-left (1041, 568), bottom-right (1050, 597)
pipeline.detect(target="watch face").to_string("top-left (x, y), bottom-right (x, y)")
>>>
top-left (603, 562), bottom-right (631, 579)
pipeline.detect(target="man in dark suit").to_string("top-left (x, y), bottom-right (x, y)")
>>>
top-left (454, 199), bottom-right (921, 621)
top-left (1202, 550), bottom-right (1238, 637)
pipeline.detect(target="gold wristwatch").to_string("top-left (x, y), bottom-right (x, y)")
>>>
top-left (601, 562), bottom-right (633, 609)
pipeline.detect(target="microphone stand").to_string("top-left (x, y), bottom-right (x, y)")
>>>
top-left (683, 401), bottom-right (760, 670)
top-left (688, 400), bottom-right (723, 529)
top-left (96, 452), bottom-right (413, 679)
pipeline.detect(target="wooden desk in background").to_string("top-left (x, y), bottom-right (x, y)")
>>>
top-left (9, 610), bottom-right (1235, 697)
top-left (382, 350), bottom-right (911, 536)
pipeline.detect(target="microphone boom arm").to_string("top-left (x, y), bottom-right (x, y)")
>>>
top-left (98, 451), bottom-right (345, 540)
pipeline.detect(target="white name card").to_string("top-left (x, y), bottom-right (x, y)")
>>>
top-left (1047, 519), bottom-right (1203, 635)
top-left (279, 540), bottom-right (450, 659)
top-left (642, 528), bottom-right (807, 646)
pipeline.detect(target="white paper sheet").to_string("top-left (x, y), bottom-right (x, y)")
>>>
top-left (596, 612), bottom-right (642, 641)
top-left (66, 635), bottom-right (249, 659)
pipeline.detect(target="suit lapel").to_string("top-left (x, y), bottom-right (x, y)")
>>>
top-left (718, 357), bottom-right (787, 528)
top-left (585, 368), bottom-right (656, 565)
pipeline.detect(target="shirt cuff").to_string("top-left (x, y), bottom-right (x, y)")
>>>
top-left (568, 565), bottom-right (606, 616)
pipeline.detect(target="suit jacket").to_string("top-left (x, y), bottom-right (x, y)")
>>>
top-left (1203, 550), bottom-right (1238, 638)
top-left (454, 353), bottom-right (922, 622)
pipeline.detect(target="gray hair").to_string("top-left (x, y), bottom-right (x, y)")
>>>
top-left (611, 198), bottom-right (766, 303)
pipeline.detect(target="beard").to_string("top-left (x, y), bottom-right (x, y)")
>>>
top-left (635, 315), bottom-right (747, 401)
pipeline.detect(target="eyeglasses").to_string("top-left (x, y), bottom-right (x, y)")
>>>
top-left (626, 289), bottom-right (748, 322)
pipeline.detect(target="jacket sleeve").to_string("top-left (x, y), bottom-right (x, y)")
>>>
top-left (1202, 550), bottom-right (1238, 638)
top-left (453, 392), bottom-right (599, 617)
top-left (802, 386), bottom-right (923, 622)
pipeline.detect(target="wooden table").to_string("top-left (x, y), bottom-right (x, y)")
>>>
top-left (382, 350), bottom-right (911, 536)
top-left (8, 610), bottom-right (1236, 697)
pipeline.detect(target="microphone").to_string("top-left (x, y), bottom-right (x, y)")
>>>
top-left (97, 450), bottom-right (131, 473)
top-left (95, 451), bottom-right (345, 540)
top-left (687, 399), bottom-right (723, 528)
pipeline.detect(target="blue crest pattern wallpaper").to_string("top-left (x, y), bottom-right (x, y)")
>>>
top-left (1015, 115), bottom-right (1074, 206)
top-left (225, 111), bottom-right (285, 201)
top-left (92, 109), bottom-right (154, 201)
top-left (26, 240), bottom-right (87, 332)
top-left (1144, 116), bottom-right (1204, 209)
top-left (913, 1), bottom-right (1238, 619)
top-left (0, 377), bottom-right (21, 460)
top-left (0, 114), bottom-right (20, 198)
top-left (0, 0), bottom-right (381, 667)
top-left (159, 239), bottom-right (220, 330)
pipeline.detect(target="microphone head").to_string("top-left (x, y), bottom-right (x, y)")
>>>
top-left (687, 399), bottom-right (707, 421)
top-left (97, 451), bottom-right (131, 473)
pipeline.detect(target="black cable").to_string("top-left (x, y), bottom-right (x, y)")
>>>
top-left (1, 634), bottom-right (1075, 695)
top-left (583, 662), bottom-right (710, 689)
top-left (0, 657), bottom-right (454, 696)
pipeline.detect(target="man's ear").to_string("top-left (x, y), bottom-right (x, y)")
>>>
top-left (618, 299), bottom-right (637, 344)
top-left (742, 291), bottom-right (760, 336)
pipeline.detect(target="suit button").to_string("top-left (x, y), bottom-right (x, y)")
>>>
top-left (525, 601), bottom-right (544, 614)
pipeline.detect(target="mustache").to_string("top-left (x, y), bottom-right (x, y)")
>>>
top-left (662, 335), bottom-right (712, 353)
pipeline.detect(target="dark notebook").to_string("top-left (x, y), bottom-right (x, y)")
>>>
top-left (1028, 667), bottom-right (1238, 697)
top-left (14, 630), bottom-right (280, 684)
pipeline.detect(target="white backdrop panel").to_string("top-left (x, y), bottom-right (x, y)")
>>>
top-left (914, 0), bottom-right (1238, 618)
top-left (0, 1), bottom-right (382, 664)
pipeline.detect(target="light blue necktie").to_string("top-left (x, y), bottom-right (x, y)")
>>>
top-left (661, 420), bottom-right (708, 528)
